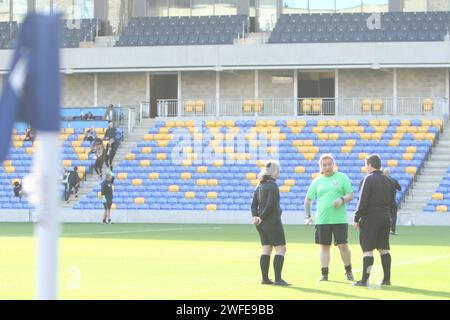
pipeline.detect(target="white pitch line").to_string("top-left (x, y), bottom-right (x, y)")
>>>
top-left (353, 255), bottom-right (450, 273)
top-left (59, 226), bottom-right (224, 237)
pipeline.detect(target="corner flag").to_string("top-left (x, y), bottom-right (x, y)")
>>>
top-left (0, 14), bottom-right (61, 300)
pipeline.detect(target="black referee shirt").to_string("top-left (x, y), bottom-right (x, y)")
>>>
top-left (354, 170), bottom-right (396, 223)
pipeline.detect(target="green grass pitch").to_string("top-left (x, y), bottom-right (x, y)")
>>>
top-left (0, 223), bottom-right (449, 300)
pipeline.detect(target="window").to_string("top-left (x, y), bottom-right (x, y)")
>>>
top-left (36, 0), bottom-right (51, 13)
top-left (336, 0), bottom-right (363, 13)
top-left (282, 0), bottom-right (308, 14)
top-left (427, 0), bottom-right (450, 11)
top-left (215, 0), bottom-right (237, 16)
top-left (73, 0), bottom-right (94, 19)
top-left (147, 0), bottom-right (169, 17)
top-left (192, 0), bottom-right (214, 16)
top-left (258, 0), bottom-right (277, 32)
top-left (169, 0), bottom-right (190, 17)
top-left (362, 0), bottom-right (388, 13)
top-left (0, 0), bottom-right (10, 22)
top-left (309, 0), bottom-right (336, 13)
top-left (13, 0), bottom-right (27, 21)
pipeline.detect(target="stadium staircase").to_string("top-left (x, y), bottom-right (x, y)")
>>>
top-left (65, 118), bottom-right (155, 208)
top-left (399, 119), bottom-right (450, 221)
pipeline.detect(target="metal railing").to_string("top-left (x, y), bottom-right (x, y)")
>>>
top-left (157, 97), bottom-right (449, 118)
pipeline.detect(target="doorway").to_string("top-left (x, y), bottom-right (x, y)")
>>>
top-left (298, 71), bottom-right (335, 115)
top-left (150, 73), bottom-right (178, 118)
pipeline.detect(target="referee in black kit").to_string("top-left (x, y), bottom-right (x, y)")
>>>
top-left (353, 154), bottom-right (395, 287)
top-left (251, 160), bottom-right (290, 287)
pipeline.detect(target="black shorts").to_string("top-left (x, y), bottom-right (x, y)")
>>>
top-left (359, 214), bottom-right (391, 252)
top-left (103, 201), bottom-right (112, 210)
top-left (256, 218), bottom-right (286, 246)
top-left (315, 224), bottom-right (348, 246)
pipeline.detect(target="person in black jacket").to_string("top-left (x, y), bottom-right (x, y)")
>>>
top-left (101, 171), bottom-right (114, 224)
top-left (64, 166), bottom-right (81, 202)
top-left (353, 154), bottom-right (396, 287)
top-left (383, 169), bottom-right (402, 235)
top-left (251, 160), bottom-right (290, 286)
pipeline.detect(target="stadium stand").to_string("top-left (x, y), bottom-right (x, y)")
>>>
top-left (115, 15), bottom-right (249, 47)
top-left (0, 108), bottom-right (124, 209)
top-left (426, 167), bottom-right (450, 213)
top-left (74, 118), bottom-right (441, 212)
top-left (0, 19), bottom-right (98, 49)
top-left (269, 12), bottom-right (450, 44)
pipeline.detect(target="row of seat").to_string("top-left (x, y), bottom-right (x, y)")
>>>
top-left (426, 168), bottom-right (450, 213)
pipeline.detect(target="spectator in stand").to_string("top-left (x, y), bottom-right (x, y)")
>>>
top-left (24, 127), bottom-right (36, 142)
top-left (13, 181), bottom-right (23, 200)
top-left (105, 138), bottom-right (117, 170)
top-left (64, 166), bottom-right (81, 202)
top-left (104, 121), bottom-right (117, 142)
top-left (90, 138), bottom-right (105, 180)
top-left (84, 127), bottom-right (97, 144)
top-left (104, 104), bottom-right (117, 124)
top-left (83, 111), bottom-right (94, 120)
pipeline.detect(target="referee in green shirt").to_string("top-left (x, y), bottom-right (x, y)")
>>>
top-left (304, 154), bottom-right (355, 281)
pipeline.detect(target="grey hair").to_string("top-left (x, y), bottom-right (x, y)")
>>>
top-left (258, 160), bottom-right (281, 180)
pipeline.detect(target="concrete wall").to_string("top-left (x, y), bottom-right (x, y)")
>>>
top-left (259, 70), bottom-right (294, 98)
top-left (220, 70), bottom-right (254, 99)
top-left (397, 69), bottom-right (446, 98)
top-left (181, 71), bottom-right (216, 99)
top-left (339, 69), bottom-right (393, 98)
top-left (62, 74), bottom-right (95, 107)
top-left (97, 72), bottom-right (146, 107)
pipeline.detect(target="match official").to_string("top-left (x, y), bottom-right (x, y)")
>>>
top-left (383, 169), bottom-right (402, 235)
top-left (251, 161), bottom-right (290, 286)
top-left (353, 154), bottom-right (395, 286)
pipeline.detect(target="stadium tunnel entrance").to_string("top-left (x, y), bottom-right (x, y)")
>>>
top-left (298, 71), bottom-right (335, 115)
top-left (150, 73), bottom-right (178, 118)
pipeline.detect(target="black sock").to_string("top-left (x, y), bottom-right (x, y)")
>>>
top-left (321, 267), bottom-right (329, 275)
top-left (381, 253), bottom-right (391, 282)
top-left (273, 255), bottom-right (284, 282)
top-left (345, 264), bottom-right (352, 273)
top-left (362, 256), bottom-right (374, 283)
top-left (260, 255), bottom-right (270, 281)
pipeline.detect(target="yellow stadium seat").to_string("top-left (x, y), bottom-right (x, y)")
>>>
top-left (392, 133), bottom-right (404, 140)
top-left (207, 192), bottom-right (218, 199)
top-left (76, 134), bottom-right (85, 141)
top-left (140, 160), bottom-right (150, 167)
top-left (13, 141), bottom-right (23, 148)
top-left (406, 146), bottom-right (417, 153)
top-left (250, 179), bottom-right (259, 186)
top-left (185, 192), bottom-right (196, 199)
top-left (329, 133), bottom-right (339, 140)
top-left (422, 98), bottom-right (433, 112)
top-left (141, 147), bottom-right (152, 154)
top-left (406, 127), bottom-right (418, 133)
top-left (290, 127), bottom-right (302, 134)
top-left (432, 193), bottom-right (444, 200)
top-left (372, 99), bottom-right (383, 112)
top-left (132, 179), bottom-right (142, 186)
top-left (292, 140), bottom-right (303, 147)
top-left (360, 133), bottom-right (371, 140)
top-left (117, 172), bottom-right (127, 180)
top-left (400, 119), bottom-right (411, 126)
top-left (213, 160), bottom-right (224, 167)
top-left (312, 127), bottom-right (323, 134)
top-left (354, 126), bottom-right (364, 133)
top-left (418, 126), bottom-right (429, 133)
top-left (71, 141), bottom-right (82, 147)
top-left (77, 166), bottom-right (86, 173)
top-left (184, 100), bottom-right (194, 112)
top-left (341, 146), bottom-right (353, 153)
top-left (207, 179), bottom-right (218, 186)
top-left (156, 153), bottom-right (167, 160)
top-left (317, 120), bottom-right (327, 127)
top-left (302, 99), bottom-right (312, 113)
top-left (421, 119), bottom-right (432, 126)
top-left (345, 140), bottom-right (356, 146)
top-left (73, 147), bottom-right (85, 154)
top-left (182, 159), bottom-right (193, 167)
top-left (413, 133), bottom-right (425, 140)
top-left (267, 146), bottom-right (277, 154)
top-left (78, 154), bottom-right (88, 161)
top-left (125, 153), bottom-right (135, 161)
top-left (389, 140), bottom-right (400, 147)
top-left (369, 119), bottom-right (380, 127)
top-left (197, 179), bottom-right (207, 186)
top-left (5, 166), bottom-right (15, 174)
top-left (243, 100), bottom-right (254, 112)
top-left (144, 134), bottom-right (154, 141)
top-left (65, 128), bottom-right (74, 134)
top-left (295, 166), bottom-right (305, 173)
top-left (148, 172), bottom-right (159, 180)
top-left (358, 153), bottom-right (369, 160)
top-left (371, 133), bottom-right (383, 140)
top-left (166, 121), bottom-right (176, 128)
top-left (387, 160), bottom-right (398, 167)
top-left (197, 166), bottom-right (208, 173)
top-left (436, 205), bottom-right (448, 213)
top-left (62, 160), bottom-right (72, 167)
top-left (425, 133), bottom-right (436, 141)
top-left (379, 119), bottom-right (389, 126)
top-left (343, 126), bottom-right (354, 133)
top-left (134, 198), bottom-right (145, 205)
top-left (279, 186), bottom-right (291, 193)
top-left (284, 179), bottom-right (295, 187)
top-left (311, 172), bottom-right (320, 179)
top-left (312, 99), bottom-right (321, 113)
top-left (97, 191), bottom-right (102, 199)
top-left (168, 185), bottom-right (179, 192)
top-left (318, 133), bottom-right (328, 140)
top-left (337, 120), bottom-right (348, 127)
top-left (194, 100), bottom-right (205, 113)
top-left (347, 120), bottom-right (358, 126)
top-left (303, 153), bottom-right (316, 160)
top-left (375, 126), bottom-right (386, 133)
top-left (253, 100), bottom-right (264, 112)
top-left (402, 153), bottom-right (414, 160)
top-left (328, 120), bottom-right (338, 127)
top-left (159, 127), bottom-right (170, 134)
top-left (397, 126), bottom-right (408, 133)
top-left (405, 167), bottom-right (417, 175)
top-left (206, 204), bottom-right (217, 211)
top-left (266, 120), bottom-right (276, 127)
top-left (3, 160), bottom-right (12, 167)
top-left (361, 99), bottom-right (371, 112)
top-left (360, 167), bottom-right (367, 173)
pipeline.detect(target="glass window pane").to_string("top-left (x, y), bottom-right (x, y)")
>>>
top-left (215, 0), bottom-right (238, 16)
top-left (362, 0), bottom-right (388, 13)
top-left (53, 0), bottom-right (75, 19)
top-left (147, 0), bottom-right (169, 17)
top-left (36, 0), bottom-right (51, 14)
top-left (309, 0), bottom-right (335, 13)
top-left (192, 0), bottom-right (214, 16)
top-left (403, 0), bottom-right (426, 12)
top-left (0, 0), bottom-right (10, 22)
top-left (259, 0), bottom-right (277, 31)
top-left (427, 0), bottom-right (450, 11)
top-left (109, 0), bottom-right (130, 35)
top-left (336, 0), bottom-right (363, 13)
top-left (13, 0), bottom-right (28, 21)
top-left (282, 0), bottom-right (308, 14)
top-left (73, 0), bottom-right (94, 19)
top-left (169, 0), bottom-right (190, 17)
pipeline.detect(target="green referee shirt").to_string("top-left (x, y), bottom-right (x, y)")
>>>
top-left (306, 172), bottom-right (354, 225)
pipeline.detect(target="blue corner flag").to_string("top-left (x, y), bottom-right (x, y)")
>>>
top-left (0, 14), bottom-right (61, 162)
